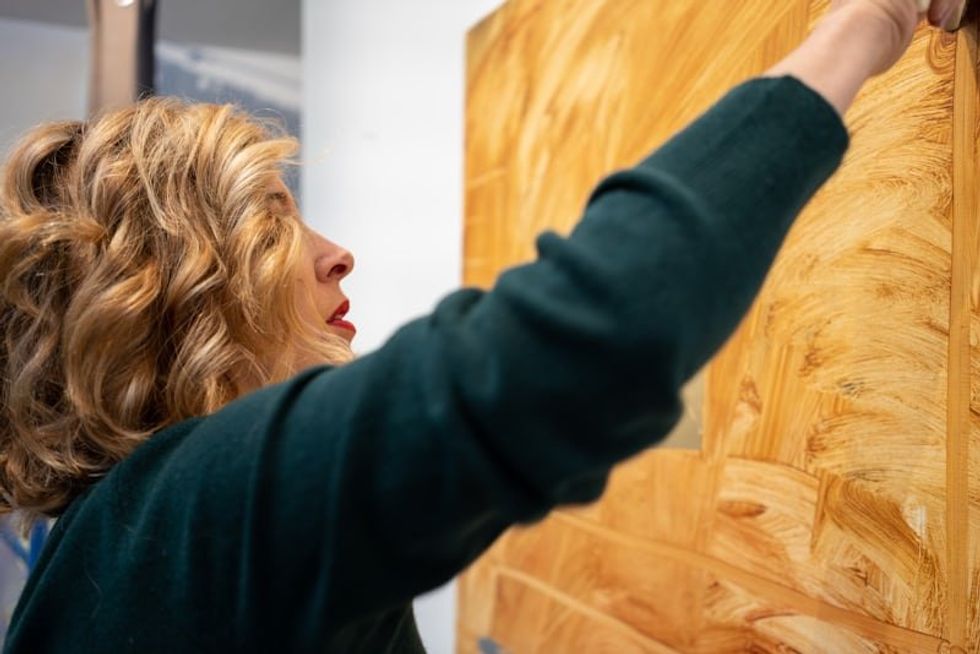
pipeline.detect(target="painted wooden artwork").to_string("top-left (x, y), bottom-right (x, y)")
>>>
top-left (457, 0), bottom-right (980, 652)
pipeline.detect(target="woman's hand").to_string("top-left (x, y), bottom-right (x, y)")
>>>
top-left (765, 0), bottom-right (969, 116)
top-left (833, 0), bottom-right (968, 35)
top-left (828, 0), bottom-right (967, 75)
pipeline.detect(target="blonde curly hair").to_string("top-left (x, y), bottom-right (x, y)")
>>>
top-left (0, 98), bottom-right (354, 524)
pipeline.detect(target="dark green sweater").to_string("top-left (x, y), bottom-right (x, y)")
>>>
top-left (4, 75), bottom-right (848, 653)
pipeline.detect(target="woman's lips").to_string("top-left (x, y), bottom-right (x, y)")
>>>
top-left (327, 318), bottom-right (357, 335)
top-left (330, 300), bottom-right (350, 319)
top-left (327, 299), bottom-right (355, 335)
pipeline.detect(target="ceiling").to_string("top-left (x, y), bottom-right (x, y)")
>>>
top-left (0, 0), bottom-right (300, 54)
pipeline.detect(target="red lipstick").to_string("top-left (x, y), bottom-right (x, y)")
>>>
top-left (327, 300), bottom-right (356, 335)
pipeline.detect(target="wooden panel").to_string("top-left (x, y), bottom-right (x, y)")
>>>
top-left (459, 0), bottom-right (979, 651)
top-left (463, 0), bottom-right (813, 276)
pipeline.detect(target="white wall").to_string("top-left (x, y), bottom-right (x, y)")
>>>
top-left (0, 18), bottom-right (89, 156)
top-left (0, 17), bottom-right (303, 156)
top-left (301, 1), bottom-right (503, 652)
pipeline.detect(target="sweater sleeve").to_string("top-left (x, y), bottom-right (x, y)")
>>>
top-left (178, 75), bottom-right (849, 636)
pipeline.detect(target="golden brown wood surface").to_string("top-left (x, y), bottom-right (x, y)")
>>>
top-left (458, 1), bottom-right (979, 652)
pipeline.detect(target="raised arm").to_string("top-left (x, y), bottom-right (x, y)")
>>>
top-left (184, 0), bottom-right (966, 639)
top-left (217, 75), bottom-right (849, 639)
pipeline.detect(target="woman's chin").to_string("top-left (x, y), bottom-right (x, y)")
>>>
top-left (326, 324), bottom-right (356, 342)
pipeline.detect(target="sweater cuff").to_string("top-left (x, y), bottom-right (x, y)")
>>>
top-left (630, 73), bottom-right (850, 259)
top-left (774, 73), bottom-right (850, 154)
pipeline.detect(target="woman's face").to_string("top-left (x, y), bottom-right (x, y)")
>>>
top-left (268, 179), bottom-right (356, 345)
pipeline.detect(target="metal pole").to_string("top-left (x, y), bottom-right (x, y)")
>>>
top-left (86, 0), bottom-right (157, 116)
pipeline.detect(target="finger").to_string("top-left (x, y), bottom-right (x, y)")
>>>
top-left (928, 0), bottom-right (968, 30)
top-left (945, 0), bottom-right (968, 31)
top-left (927, 0), bottom-right (950, 23)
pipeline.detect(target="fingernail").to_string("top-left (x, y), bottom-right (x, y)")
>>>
top-left (943, 0), bottom-right (967, 31)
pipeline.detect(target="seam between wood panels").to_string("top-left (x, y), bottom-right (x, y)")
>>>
top-left (550, 511), bottom-right (946, 652)
top-left (492, 566), bottom-right (681, 653)
top-left (948, 22), bottom-right (977, 651)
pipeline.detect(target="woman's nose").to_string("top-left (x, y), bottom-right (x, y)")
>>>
top-left (320, 246), bottom-right (355, 282)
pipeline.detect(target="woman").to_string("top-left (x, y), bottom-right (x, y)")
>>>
top-left (0, 0), bottom-right (965, 652)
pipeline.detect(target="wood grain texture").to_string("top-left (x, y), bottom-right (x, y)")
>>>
top-left (458, 0), bottom-right (979, 651)
top-left (949, 20), bottom-right (978, 650)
